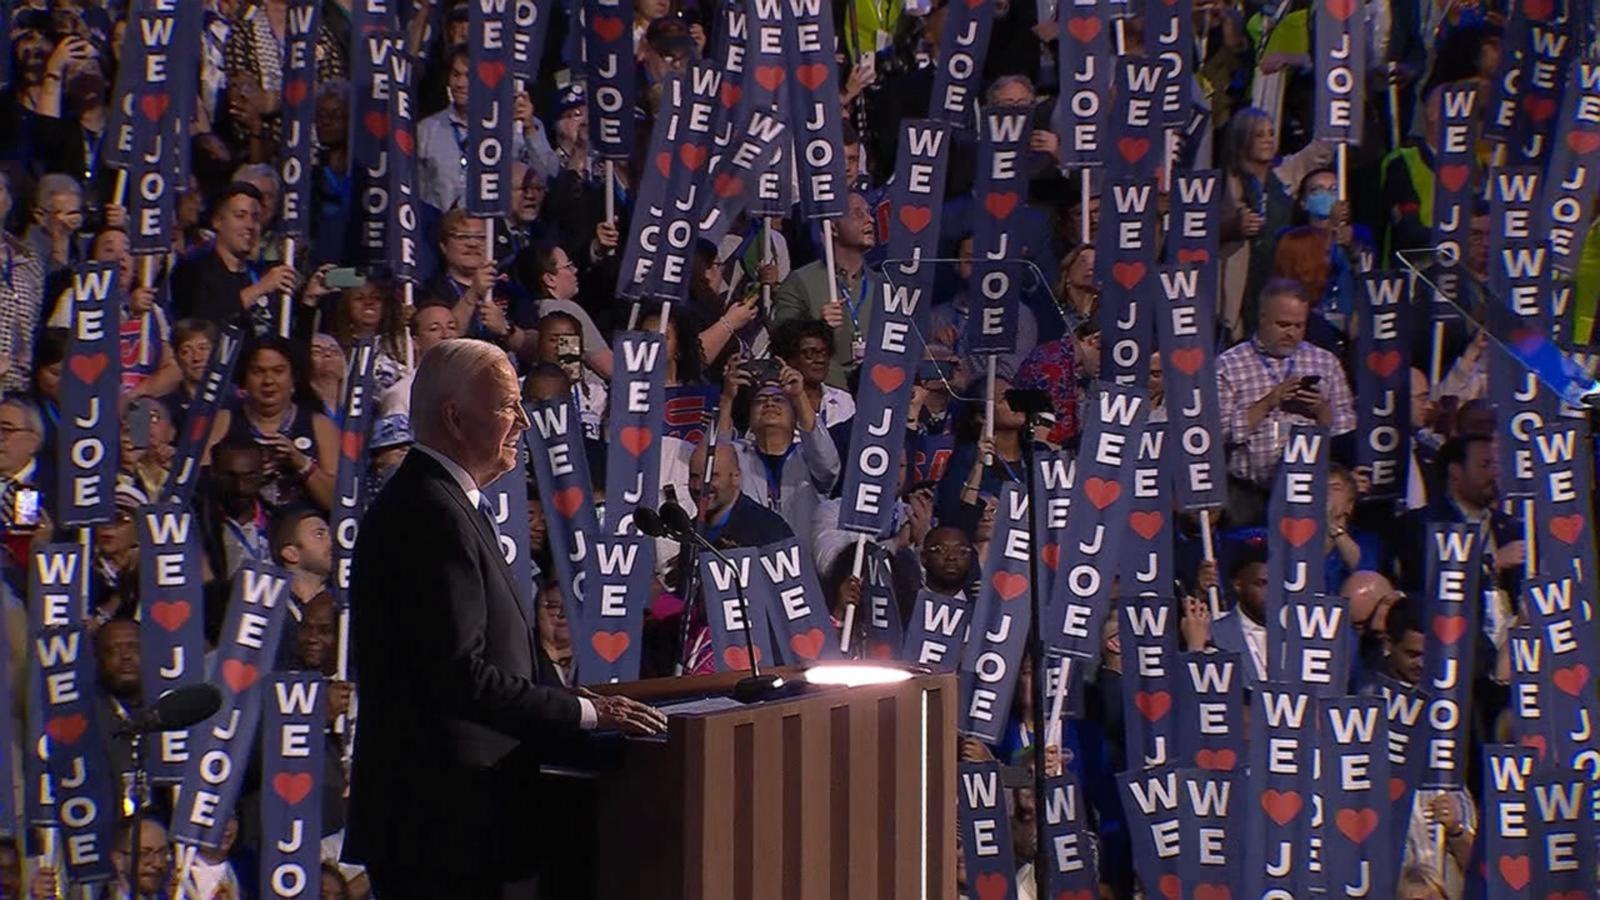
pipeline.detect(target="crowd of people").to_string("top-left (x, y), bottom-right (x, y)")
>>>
top-left (0, 0), bottom-right (1590, 897)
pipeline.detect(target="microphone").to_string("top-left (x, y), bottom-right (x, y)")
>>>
top-left (114, 683), bottom-right (223, 736)
top-left (656, 501), bottom-right (784, 702)
top-left (634, 505), bottom-right (667, 538)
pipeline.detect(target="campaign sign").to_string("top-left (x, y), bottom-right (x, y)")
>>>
top-left (1264, 424), bottom-right (1328, 659)
top-left (1044, 384), bottom-right (1147, 660)
top-left (466, 0), bottom-right (514, 217)
top-left (753, 537), bottom-right (839, 665)
top-left (126, 4), bottom-right (178, 257)
top-left (1153, 265), bottom-right (1224, 510)
top-left (694, 109), bottom-right (787, 247)
top-left (1483, 744), bottom-right (1537, 896)
top-left (1165, 171), bottom-right (1220, 270)
top-left (1041, 773), bottom-right (1100, 895)
top-left (1371, 674), bottom-right (1427, 849)
top-left (1176, 768), bottom-right (1241, 898)
top-left (137, 506), bottom-right (206, 783)
top-left (171, 561), bottom-right (291, 850)
top-left (103, 0), bottom-right (155, 172)
top-left (1353, 273), bottom-right (1410, 500)
top-left (259, 674), bottom-right (325, 900)
top-left (330, 339), bottom-right (380, 609)
top-left (929, 0), bottom-right (996, 128)
top-left (162, 323), bottom-right (242, 503)
top-left (509, 0), bottom-right (552, 91)
top-left (1174, 650), bottom-right (1244, 773)
top-left (524, 397), bottom-right (601, 623)
top-left (1505, 625), bottom-right (1553, 763)
top-left (1281, 592), bottom-right (1350, 698)
top-left (583, 0), bottom-right (636, 159)
top-left (1312, 0), bottom-right (1365, 144)
top-left (34, 624), bottom-right (115, 883)
top-left (902, 588), bottom-right (972, 673)
top-left (614, 74), bottom-right (678, 300)
top-left (780, 0), bottom-right (848, 219)
top-left (481, 445), bottom-right (535, 620)
top-left (699, 549), bottom-right (777, 674)
top-left (1489, 238), bottom-right (1553, 341)
top-left (1117, 421), bottom-right (1171, 599)
top-left (1542, 60), bottom-right (1600, 273)
top-left (1053, 0), bottom-right (1112, 166)
top-left (707, 0), bottom-right (747, 150)
top-left (1120, 594), bottom-right (1178, 770)
top-left (1243, 684), bottom-right (1316, 899)
top-left (1481, 14), bottom-right (1527, 146)
top-left (733, 0), bottom-right (795, 220)
top-left (1522, 576), bottom-right (1600, 773)
top-left (958, 483), bottom-right (1033, 742)
top-left (1430, 83), bottom-right (1478, 307)
top-left (1118, 765), bottom-right (1183, 896)
top-left (387, 66), bottom-right (421, 284)
top-left (882, 120), bottom-right (952, 335)
top-left (1319, 696), bottom-right (1393, 899)
top-left (1527, 764), bottom-right (1597, 895)
top-left (27, 545), bottom-right (89, 829)
top-left (1487, 337), bottom-right (1565, 502)
top-left (279, 0), bottom-right (320, 243)
top-left (1105, 58), bottom-right (1164, 183)
top-left (1145, 0), bottom-right (1192, 127)
top-left (837, 285), bottom-right (928, 537)
top-left (965, 107), bottom-right (1028, 355)
top-left (604, 332), bottom-right (667, 537)
top-left (1509, 21), bottom-right (1574, 165)
top-left (858, 547), bottom-right (903, 661)
top-left (1418, 523), bottom-right (1481, 789)
top-left (1095, 179), bottom-right (1157, 387)
top-left (350, 27), bottom-right (405, 267)
top-left (1531, 421), bottom-right (1597, 582)
top-left (574, 534), bottom-right (651, 683)
top-left (1033, 451), bottom-right (1074, 618)
top-left (0, 593), bottom-right (13, 832)
top-left (959, 762), bottom-right (1017, 900)
top-left (57, 262), bottom-right (121, 526)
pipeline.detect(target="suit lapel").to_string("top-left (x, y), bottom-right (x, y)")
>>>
top-left (414, 454), bottom-right (532, 628)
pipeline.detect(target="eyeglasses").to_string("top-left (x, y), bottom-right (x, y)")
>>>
top-left (0, 424), bottom-right (36, 439)
top-left (795, 346), bottom-right (830, 360)
top-left (924, 545), bottom-right (972, 559)
top-left (556, 261), bottom-right (577, 272)
top-left (447, 231), bottom-right (487, 244)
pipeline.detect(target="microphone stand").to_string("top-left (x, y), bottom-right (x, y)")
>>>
top-left (1019, 409), bottom-right (1050, 900)
top-left (671, 522), bottom-right (785, 703)
top-left (674, 416), bottom-right (719, 674)
top-left (127, 731), bottom-right (147, 900)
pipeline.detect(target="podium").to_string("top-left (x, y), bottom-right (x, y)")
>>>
top-left (585, 666), bottom-right (958, 900)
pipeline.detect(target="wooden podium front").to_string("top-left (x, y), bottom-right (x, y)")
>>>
top-left (586, 668), bottom-right (957, 900)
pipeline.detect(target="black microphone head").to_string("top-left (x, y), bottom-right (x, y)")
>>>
top-left (634, 506), bottom-right (666, 537)
top-left (155, 683), bottom-right (223, 731)
top-left (659, 500), bottom-right (694, 536)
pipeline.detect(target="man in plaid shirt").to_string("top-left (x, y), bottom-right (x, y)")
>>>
top-left (1216, 279), bottom-right (1357, 488)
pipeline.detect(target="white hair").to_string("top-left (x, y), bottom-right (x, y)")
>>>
top-left (410, 339), bottom-right (509, 445)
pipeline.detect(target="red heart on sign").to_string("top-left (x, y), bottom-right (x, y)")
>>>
top-left (1524, 0), bottom-right (1554, 20)
top-left (342, 430), bottom-right (363, 461)
top-left (1261, 789), bottom-right (1302, 826)
top-left (1129, 510), bottom-right (1164, 540)
top-left (1133, 690), bottom-right (1171, 722)
top-left (1195, 747), bottom-right (1237, 771)
top-left (364, 110), bottom-right (388, 139)
top-left (1523, 95), bottom-right (1557, 123)
top-left (394, 128), bottom-right (414, 156)
top-left (553, 486), bottom-right (583, 518)
top-left (1553, 663), bottom-right (1590, 696)
top-left (984, 191), bottom-right (1019, 220)
top-left (754, 66), bottom-right (785, 91)
top-left (795, 63), bottom-right (829, 91)
top-left (284, 79), bottom-right (309, 107)
top-left (1521, 733), bottom-right (1548, 760)
top-left (45, 714), bottom-right (88, 747)
top-left (788, 628), bottom-right (825, 660)
top-left (1040, 543), bottom-right (1060, 571)
top-left (723, 644), bottom-right (761, 671)
top-left (867, 641), bottom-right (895, 660)
top-left (1192, 886), bottom-right (1231, 900)
top-left (973, 872), bottom-right (1009, 900)
top-left (591, 631), bottom-right (631, 663)
top-left (1175, 247), bottom-right (1209, 265)
top-left (720, 82), bottom-right (742, 110)
top-left (714, 173), bottom-right (743, 198)
top-left (1497, 854), bottom-right (1531, 890)
top-left (1082, 477), bottom-right (1121, 510)
top-left (1116, 137), bottom-right (1150, 165)
top-left (139, 92), bottom-right (170, 122)
top-left (1278, 517), bottom-right (1317, 548)
top-left (1366, 349), bottom-right (1401, 378)
top-left (189, 413), bottom-right (211, 443)
top-left (680, 144), bottom-right (709, 172)
top-left (898, 205), bottom-right (932, 234)
top-left (1389, 776), bottom-right (1407, 801)
top-left (1157, 874), bottom-right (1180, 900)
top-left (273, 771), bottom-right (314, 806)
top-left (149, 600), bottom-right (191, 633)
top-left (991, 571), bottom-right (1028, 601)
top-left (619, 426), bottom-right (652, 457)
top-left (1437, 164), bottom-right (1469, 193)
top-left (1566, 131), bottom-right (1600, 156)
top-left (1431, 615), bottom-right (1467, 645)
top-left (655, 151), bottom-right (673, 178)
top-left (222, 659), bottom-right (260, 693)
top-left (477, 60), bottom-right (507, 89)
top-left (1111, 261), bottom-right (1146, 290)
top-left (1066, 16), bottom-right (1101, 43)
top-left (592, 14), bottom-right (624, 42)
top-left (870, 363), bottom-right (905, 393)
top-left (1548, 514), bottom-right (1584, 544)
top-left (1335, 807), bottom-right (1379, 844)
top-left (1169, 347), bottom-right (1204, 376)
top-left (1325, 0), bottom-right (1357, 21)
top-left (69, 352), bottom-right (109, 385)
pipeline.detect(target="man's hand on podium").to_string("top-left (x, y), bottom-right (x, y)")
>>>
top-left (580, 688), bottom-right (670, 736)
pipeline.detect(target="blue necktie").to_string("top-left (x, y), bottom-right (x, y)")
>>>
top-left (476, 496), bottom-right (501, 539)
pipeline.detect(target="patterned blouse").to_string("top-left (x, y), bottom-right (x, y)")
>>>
top-left (222, 5), bottom-right (347, 149)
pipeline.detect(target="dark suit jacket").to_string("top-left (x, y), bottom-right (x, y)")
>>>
top-left (343, 451), bottom-right (582, 880)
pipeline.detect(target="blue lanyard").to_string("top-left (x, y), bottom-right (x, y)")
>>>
top-left (837, 271), bottom-right (869, 326)
top-left (225, 517), bottom-right (269, 560)
top-left (83, 130), bottom-right (103, 181)
top-left (1251, 340), bottom-right (1295, 381)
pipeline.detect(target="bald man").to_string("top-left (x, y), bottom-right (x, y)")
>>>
top-left (687, 439), bottom-right (794, 548)
top-left (346, 340), bottom-right (664, 899)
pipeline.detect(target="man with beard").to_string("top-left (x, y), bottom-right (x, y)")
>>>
top-left (198, 438), bottom-right (270, 584)
top-left (93, 618), bottom-right (143, 793)
top-left (770, 191), bottom-right (878, 388)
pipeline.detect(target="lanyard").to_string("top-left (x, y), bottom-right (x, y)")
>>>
top-left (83, 129), bottom-right (103, 181)
top-left (836, 269), bottom-right (869, 327)
top-left (1251, 340), bottom-right (1295, 382)
top-left (226, 517), bottom-right (269, 560)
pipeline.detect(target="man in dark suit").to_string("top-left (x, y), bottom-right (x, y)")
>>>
top-left (345, 339), bottom-right (665, 899)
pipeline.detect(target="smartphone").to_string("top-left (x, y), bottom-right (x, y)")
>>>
top-left (1298, 375), bottom-right (1322, 391)
top-left (12, 488), bottom-right (40, 530)
top-left (326, 267), bottom-right (368, 290)
top-left (744, 357), bottom-right (782, 385)
top-left (125, 404), bottom-right (151, 450)
top-left (900, 478), bottom-right (938, 499)
top-left (555, 334), bottom-right (582, 361)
